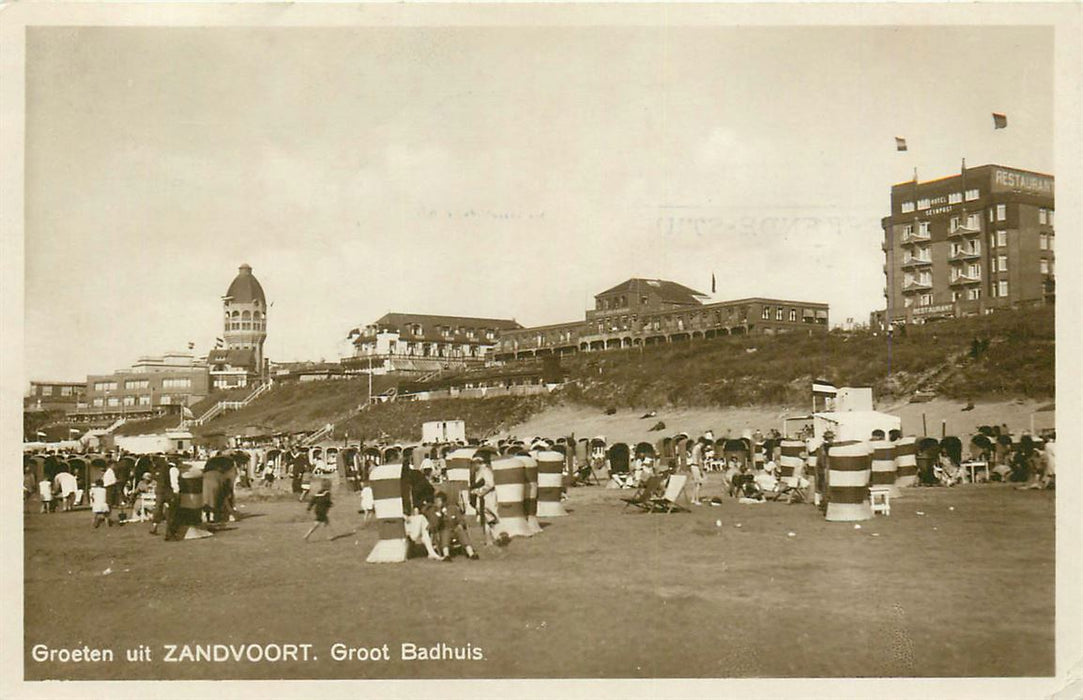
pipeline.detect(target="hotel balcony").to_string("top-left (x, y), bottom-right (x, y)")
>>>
top-left (947, 224), bottom-right (981, 240)
top-left (948, 248), bottom-right (982, 263)
top-left (901, 231), bottom-right (932, 245)
top-left (902, 279), bottom-right (933, 293)
top-left (900, 256), bottom-right (933, 270)
top-left (949, 273), bottom-right (982, 287)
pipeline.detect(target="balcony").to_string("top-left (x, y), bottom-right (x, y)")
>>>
top-left (949, 272), bottom-right (982, 287)
top-left (947, 223), bottom-right (981, 240)
top-left (902, 279), bottom-right (933, 293)
top-left (901, 231), bottom-right (932, 245)
top-left (948, 248), bottom-right (981, 263)
top-left (901, 256), bottom-right (933, 270)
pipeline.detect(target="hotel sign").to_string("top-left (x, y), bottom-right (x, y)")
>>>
top-left (992, 169), bottom-right (1054, 197)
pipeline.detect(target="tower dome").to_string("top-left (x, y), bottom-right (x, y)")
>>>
top-left (225, 264), bottom-right (266, 306)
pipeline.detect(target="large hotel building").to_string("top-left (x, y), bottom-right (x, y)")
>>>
top-left (881, 164), bottom-right (1055, 325)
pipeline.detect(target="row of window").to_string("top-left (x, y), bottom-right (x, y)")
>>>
top-left (905, 281), bottom-right (1012, 309)
top-left (228, 321), bottom-right (266, 331)
top-left (227, 310), bottom-right (263, 319)
top-left (36, 385), bottom-right (79, 397)
top-left (90, 394), bottom-right (183, 408)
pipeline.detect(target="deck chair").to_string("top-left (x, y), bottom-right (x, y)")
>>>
top-left (767, 466), bottom-right (809, 504)
top-left (649, 474), bottom-right (690, 513)
top-left (621, 475), bottom-right (665, 512)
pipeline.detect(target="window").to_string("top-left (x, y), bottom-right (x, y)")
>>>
top-left (1048, 235), bottom-right (1054, 251)
top-left (967, 263), bottom-right (981, 279)
top-left (918, 221), bottom-right (930, 236)
top-left (107, 397), bottom-right (120, 407)
top-left (997, 255), bottom-right (1008, 273)
top-left (997, 231), bottom-right (1007, 248)
top-left (92, 398), bottom-right (104, 407)
top-left (1040, 259), bottom-right (1050, 274)
top-left (948, 192), bottom-right (963, 204)
top-left (1039, 234), bottom-right (1048, 250)
top-left (162, 378), bottom-right (192, 390)
top-left (1038, 208), bottom-right (1047, 224)
top-left (967, 214), bottom-right (981, 230)
top-left (904, 296), bottom-right (913, 308)
top-left (949, 216), bottom-right (959, 231)
top-left (988, 208), bottom-right (994, 222)
top-left (60, 386), bottom-right (73, 396)
top-left (919, 271), bottom-right (932, 286)
top-left (965, 188), bottom-right (979, 201)
top-left (903, 272), bottom-right (914, 287)
top-left (126, 379), bottom-right (149, 390)
top-left (989, 234), bottom-right (996, 250)
top-left (775, 307), bottom-right (784, 321)
top-left (138, 395), bottom-right (151, 406)
top-left (967, 288), bottom-right (981, 301)
top-left (761, 307), bottom-right (770, 320)
top-left (996, 204), bottom-right (1007, 221)
top-left (998, 280), bottom-right (1009, 298)
top-left (917, 198), bottom-right (931, 211)
top-left (919, 293), bottom-right (932, 306)
top-left (902, 224), bottom-right (913, 237)
top-left (952, 290), bottom-right (962, 302)
top-left (123, 396), bottom-right (135, 407)
top-left (1048, 210), bottom-right (1054, 226)
top-left (93, 381), bottom-right (118, 392)
top-left (789, 308), bottom-right (797, 322)
top-left (901, 201), bottom-right (915, 213)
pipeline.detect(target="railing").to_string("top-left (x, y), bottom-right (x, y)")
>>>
top-left (185, 380), bottom-right (273, 427)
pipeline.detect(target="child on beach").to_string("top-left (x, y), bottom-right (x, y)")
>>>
top-left (358, 481), bottom-right (375, 526)
top-left (304, 479), bottom-right (334, 541)
top-left (89, 478), bottom-right (112, 528)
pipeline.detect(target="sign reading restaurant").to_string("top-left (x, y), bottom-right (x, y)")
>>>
top-left (992, 168), bottom-right (1054, 196)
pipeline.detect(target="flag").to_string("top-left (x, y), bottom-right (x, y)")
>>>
top-left (36, 431), bottom-right (47, 438)
top-left (992, 113), bottom-right (1007, 129)
top-left (895, 137), bottom-right (908, 152)
top-left (711, 273), bottom-right (716, 294)
top-left (812, 379), bottom-right (837, 398)
top-left (187, 341), bottom-right (195, 350)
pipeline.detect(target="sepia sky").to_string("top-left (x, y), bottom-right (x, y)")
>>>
top-left (24, 24), bottom-right (1053, 380)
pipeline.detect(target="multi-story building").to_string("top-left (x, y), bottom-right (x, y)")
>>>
top-left (208, 263), bottom-right (268, 388)
top-left (79, 352), bottom-right (211, 421)
top-left (881, 164), bottom-right (1055, 324)
top-left (24, 381), bottom-right (87, 414)
top-left (495, 278), bottom-right (829, 360)
top-left (344, 313), bottom-right (524, 374)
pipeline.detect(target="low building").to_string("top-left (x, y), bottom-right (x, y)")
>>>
top-left (77, 352), bottom-right (210, 422)
top-left (495, 278), bottom-right (828, 360)
top-left (343, 313), bottom-right (523, 374)
top-left (24, 381), bottom-right (86, 414)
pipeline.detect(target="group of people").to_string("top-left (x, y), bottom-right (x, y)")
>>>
top-left (23, 448), bottom-right (245, 541)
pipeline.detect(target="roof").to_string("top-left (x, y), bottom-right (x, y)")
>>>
top-left (373, 313), bottom-right (523, 330)
top-left (596, 278), bottom-right (708, 305)
top-left (224, 264), bottom-right (266, 305)
top-left (208, 348), bottom-right (258, 368)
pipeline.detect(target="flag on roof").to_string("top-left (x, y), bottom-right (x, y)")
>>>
top-left (895, 137), bottom-right (908, 152)
top-left (711, 273), bottom-right (716, 294)
top-left (812, 379), bottom-right (837, 397)
top-left (992, 112), bottom-right (1007, 129)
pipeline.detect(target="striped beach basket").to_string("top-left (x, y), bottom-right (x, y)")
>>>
top-left (825, 440), bottom-right (873, 522)
top-left (366, 463), bottom-right (408, 563)
top-left (894, 436), bottom-right (918, 488)
top-left (535, 451), bottom-right (567, 517)
top-left (491, 457), bottom-right (533, 540)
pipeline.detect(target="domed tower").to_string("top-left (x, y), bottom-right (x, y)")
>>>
top-left (222, 263), bottom-right (267, 370)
